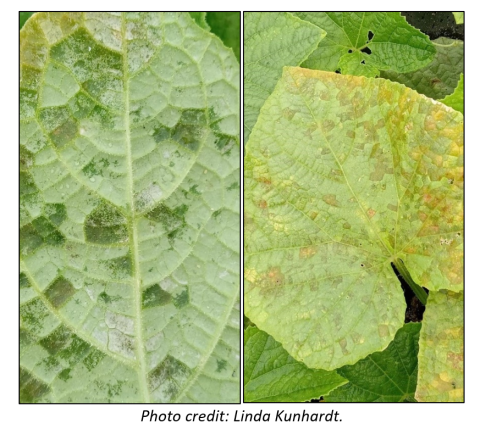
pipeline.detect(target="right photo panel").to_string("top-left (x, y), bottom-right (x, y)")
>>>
top-left (243, 12), bottom-right (464, 403)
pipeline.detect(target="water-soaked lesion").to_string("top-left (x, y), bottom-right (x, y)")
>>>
top-left (170, 109), bottom-right (208, 152)
top-left (20, 367), bottom-right (51, 403)
top-left (148, 355), bottom-right (192, 402)
top-left (20, 213), bottom-right (66, 256)
top-left (145, 203), bottom-right (189, 242)
top-left (84, 202), bottom-right (128, 244)
top-left (172, 287), bottom-right (189, 309)
top-left (142, 284), bottom-right (172, 308)
top-left (44, 276), bottom-right (77, 308)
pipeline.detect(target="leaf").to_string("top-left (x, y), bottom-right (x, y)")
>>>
top-left (244, 67), bottom-right (463, 371)
top-left (20, 12), bottom-right (240, 403)
top-left (20, 12), bottom-right (36, 29)
top-left (206, 12), bottom-right (240, 61)
top-left (440, 74), bottom-right (464, 114)
top-left (416, 290), bottom-right (463, 402)
top-left (452, 12), bottom-right (464, 25)
top-left (244, 327), bottom-right (346, 402)
top-left (188, 12), bottom-right (210, 31)
top-left (325, 323), bottom-right (421, 402)
top-left (244, 12), bottom-right (325, 142)
top-left (294, 12), bottom-right (436, 77)
top-left (381, 38), bottom-right (464, 100)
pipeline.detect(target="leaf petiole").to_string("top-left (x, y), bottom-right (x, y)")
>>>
top-left (393, 258), bottom-right (428, 305)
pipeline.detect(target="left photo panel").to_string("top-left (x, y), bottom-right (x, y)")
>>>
top-left (20, 12), bottom-right (240, 403)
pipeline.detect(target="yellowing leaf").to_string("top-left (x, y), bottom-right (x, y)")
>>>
top-left (416, 290), bottom-right (463, 402)
top-left (244, 67), bottom-right (463, 371)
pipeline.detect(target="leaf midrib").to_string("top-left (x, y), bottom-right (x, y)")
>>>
top-left (120, 13), bottom-right (150, 403)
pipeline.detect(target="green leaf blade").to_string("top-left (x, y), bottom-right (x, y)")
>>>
top-left (295, 12), bottom-right (436, 77)
top-left (452, 12), bottom-right (464, 25)
top-left (206, 12), bottom-right (240, 61)
top-left (244, 12), bottom-right (325, 142)
top-left (244, 327), bottom-right (346, 402)
top-left (381, 37), bottom-right (463, 100)
top-left (20, 12), bottom-right (239, 403)
top-left (244, 67), bottom-right (463, 371)
top-left (440, 74), bottom-right (464, 114)
top-left (325, 323), bottom-right (421, 402)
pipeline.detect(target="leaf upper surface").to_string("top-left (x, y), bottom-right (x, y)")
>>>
top-left (295, 12), bottom-right (436, 78)
top-left (381, 37), bottom-right (463, 100)
top-left (441, 74), bottom-right (464, 114)
top-left (244, 12), bottom-right (325, 142)
top-left (416, 290), bottom-right (463, 402)
top-left (20, 12), bottom-right (239, 403)
top-left (325, 323), bottom-right (421, 402)
top-left (244, 67), bottom-right (463, 370)
top-left (244, 326), bottom-right (346, 402)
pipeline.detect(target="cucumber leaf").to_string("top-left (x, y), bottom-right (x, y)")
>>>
top-left (325, 323), bottom-right (421, 402)
top-left (20, 12), bottom-right (239, 403)
top-left (244, 67), bottom-right (463, 371)
top-left (20, 12), bottom-right (35, 29)
top-left (441, 74), bottom-right (464, 114)
top-left (206, 12), bottom-right (240, 61)
top-left (416, 290), bottom-right (463, 402)
top-left (381, 38), bottom-right (463, 100)
top-left (452, 12), bottom-right (464, 25)
top-left (244, 326), bottom-right (346, 402)
top-left (188, 12), bottom-right (210, 30)
top-left (295, 12), bottom-right (436, 77)
top-left (244, 12), bottom-right (325, 142)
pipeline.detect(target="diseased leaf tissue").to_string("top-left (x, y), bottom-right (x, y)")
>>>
top-left (244, 12), bottom-right (463, 403)
top-left (20, 12), bottom-right (239, 403)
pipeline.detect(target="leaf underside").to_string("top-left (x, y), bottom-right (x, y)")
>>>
top-left (244, 67), bottom-right (463, 371)
top-left (20, 12), bottom-right (239, 403)
top-left (325, 323), bottom-right (421, 402)
top-left (244, 326), bottom-right (346, 402)
top-left (295, 12), bottom-right (436, 78)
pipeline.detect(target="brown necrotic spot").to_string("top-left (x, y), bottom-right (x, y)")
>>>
top-left (84, 202), bottom-right (128, 244)
top-left (322, 194), bottom-right (340, 207)
top-left (142, 284), bottom-right (172, 308)
top-left (257, 267), bottom-right (285, 296)
top-left (299, 246), bottom-right (317, 259)
top-left (44, 276), bottom-right (76, 308)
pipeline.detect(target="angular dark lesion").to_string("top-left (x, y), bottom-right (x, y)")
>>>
top-left (142, 284), bottom-right (172, 308)
top-left (145, 203), bottom-right (189, 243)
top-left (148, 355), bottom-right (191, 400)
top-left (84, 202), bottom-right (128, 244)
top-left (20, 215), bottom-right (66, 255)
top-left (44, 276), bottom-right (76, 308)
top-left (20, 367), bottom-right (50, 403)
top-left (171, 109), bottom-right (208, 152)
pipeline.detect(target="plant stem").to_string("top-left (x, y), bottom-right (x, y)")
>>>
top-left (393, 258), bottom-right (428, 305)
